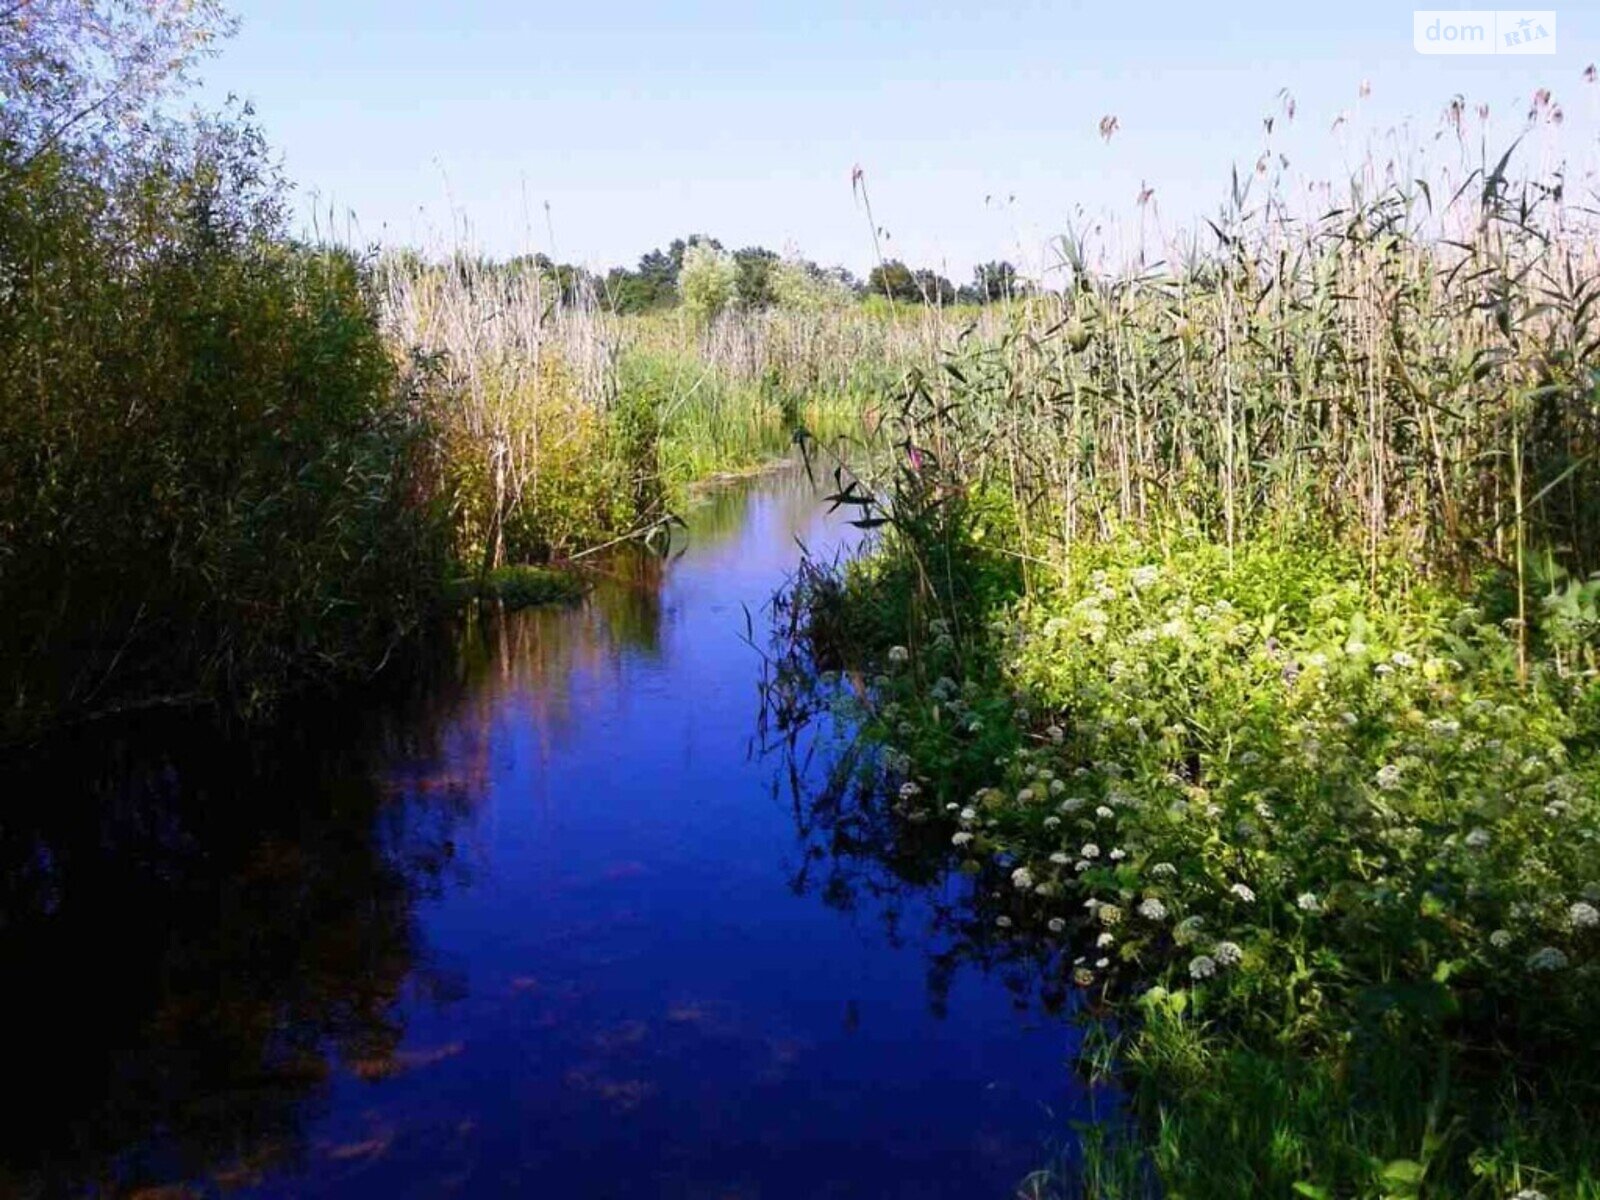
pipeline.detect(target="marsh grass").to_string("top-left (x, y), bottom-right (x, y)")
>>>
top-left (778, 108), bottom-right (1600, 1198)
top-left (875, 111), bottom-right (1600, 625)
top-left (379, 252), bottom-right (979, 567)
top-left (444, 564), bottom-right (587, 610)
top-left (478, 564), bottom-right (587, 610)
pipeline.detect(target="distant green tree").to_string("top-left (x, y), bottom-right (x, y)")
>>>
top-left (600, 239), bottom-right (860, 314)
top-left (913, 269), bottom-right (957, 305)
top-left (636, 248), bottom-right (675, 285)
top-left (973, 260), bottom-right (1019, 302)
top-left (524, 254), bottom-right (593, 305)
top-left (606, 245), bottom-right (679, 313)
top-left (770, 257), bottom-right (854, 311)
top-left (603, 236), bottom-right (728, 313)
top-left (667, 234), bottom-right (722, 272)
top-left (867, 260), bottom-right (960, 305)
top-left (826, 265), bottom-right (864, 296)
top-left (866, 259), bottom-right (921, 303)
top-left (733, 246), bottom-right (780, 309)
top-left (605, 267), bottom-right (659, 313)
top-left (678, 242), bottom-right (737, 322)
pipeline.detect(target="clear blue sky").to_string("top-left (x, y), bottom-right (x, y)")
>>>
top-left (196, 1), bottom-right (1597, 279)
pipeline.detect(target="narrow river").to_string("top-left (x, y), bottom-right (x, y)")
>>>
top-left (1, 467), bottom-right (1108, 1199)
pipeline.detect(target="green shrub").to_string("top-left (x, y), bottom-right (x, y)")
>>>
top-left (0, 124), bottom-right (449, 735)
top-left (678, 242), bottom-right (737, 323)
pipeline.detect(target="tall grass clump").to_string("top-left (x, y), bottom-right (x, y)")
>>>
top-left (635, 294), bottom-right (986, 481)
top-left (777, 100), bottom-right (1600, 1197)
top-left (928, 166), bottom-right (1595, 572)
top-left (379, 250), bottom-right (989, 541)
top-left (377, 252), bottom-right (648, 570)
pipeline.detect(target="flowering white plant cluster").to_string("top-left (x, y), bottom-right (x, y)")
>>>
top-left (859, 542), bottom-right (1600, 1037)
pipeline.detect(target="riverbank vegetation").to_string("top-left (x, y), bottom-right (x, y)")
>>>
top-left (9, 4), bottom-right (1600, 1192)
top-left (0, 1), bottom-right (998, 740)
top-left (774, 89), bottom-right (1600, 1198)
top-left (375, 249), bottom-right (971, 564)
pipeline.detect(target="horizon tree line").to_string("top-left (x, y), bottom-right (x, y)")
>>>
top-left (474, 237), bottom-right (1025, 313)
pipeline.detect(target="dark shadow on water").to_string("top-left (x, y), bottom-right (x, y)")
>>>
top-left (0, 583), bottom-right (666, 1196)
top-left (0, 700), bottom-right (468, 1195)
top-left (755, 657), bottom-right (1124, 1146)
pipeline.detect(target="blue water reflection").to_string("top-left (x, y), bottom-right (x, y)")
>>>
top-left (0, 467), bottom-right (1107, 1199)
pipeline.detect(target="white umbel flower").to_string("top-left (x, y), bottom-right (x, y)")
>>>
top-left (1137, 898), bottom-right (1168, 922)
top-left (1526, 946), bottom-right (1569, 972)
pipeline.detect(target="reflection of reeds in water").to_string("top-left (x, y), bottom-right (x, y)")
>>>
top-left (759, 662), bottom-right (1085, 1025)
top-left (437, 467), bottom-right (844, 776)
top-left (681, 462), bottom-right (860, 567)
top-left (436, 545), bottom-right (670, 771)
top-left (0, 705), bottom-right (471, 1196)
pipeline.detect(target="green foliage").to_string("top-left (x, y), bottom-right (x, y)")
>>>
top-left (768, 257), bottom-right (857, 311)
top-left (990, 542), bottom-right (1598, 1031)
top-left (804, 530), bottom-right (1600, 1195)
top-left (972, 259), bottom-right (1019, 301)
top-left (678, 241), bottom-right (737, 323)
top-left (379, 254), bottom-right (937, 579)
top-left (0, 121), bottom-right (449, 736)
top-left (733, 246), bottom-right (779, 309)
top-left (601, 234), bottom-right (731, 314)
top-left (866, 259), bottom-right (923, 303)
top-left (478, 565), bottom-right (586, 609)
top-left (605, 263), bottom-right (672, 314)
top-left (619, 348), bottom-right (794, 485)
top-left (781, 154), bottom-right (1600, 1183)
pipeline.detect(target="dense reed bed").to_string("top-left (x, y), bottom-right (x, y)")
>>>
top-left (377, 250), bottom-right (980, 562)
top-left (898, 123), bottom-right (1600, 593)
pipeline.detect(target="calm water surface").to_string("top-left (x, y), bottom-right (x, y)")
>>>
top-left (1, 468), bottom-right (1107, 1199)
